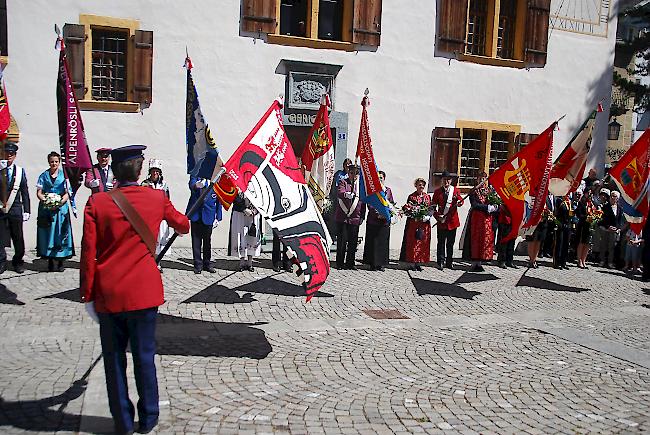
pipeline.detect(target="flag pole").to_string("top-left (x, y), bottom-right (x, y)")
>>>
top-left (155, 167), bottom-right (226, 264)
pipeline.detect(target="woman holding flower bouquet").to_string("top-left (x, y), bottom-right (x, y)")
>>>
top-left (399, 177), bottom-right (432, 271)
top-left (462, 172), bottom-right (498, 272)
top-left (574, 189), bottom-right (600, 269)
top-left (36, 151), bottom-right (74, 272)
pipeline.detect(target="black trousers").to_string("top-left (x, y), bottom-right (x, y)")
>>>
top-left (191, 221), bottom-right (213, 269)
top-left (554, 226), bottom-right (570, 267)
top-left (272, 234), bottom-right (290, 267)
top-left (497, 223), bottom-right (515, 264)
top-left (436, 227), bottom-right (456, 266)
top-left (0, 217), bottom-right (24, 267)
top-left (336, 222), bottom-right (359, 267)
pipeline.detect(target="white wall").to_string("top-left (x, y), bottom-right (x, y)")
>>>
top-left (3, 0), bottom-right (618, 252)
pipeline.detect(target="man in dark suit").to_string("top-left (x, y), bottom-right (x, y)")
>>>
top-left (187, 175), bottom-right (221, 274)
top-left (0, 142), bottom-right (30, 274)
top-left (598, 190), bottom-right (624, 268)
top-left (80, 145), bottom-right (190, 435)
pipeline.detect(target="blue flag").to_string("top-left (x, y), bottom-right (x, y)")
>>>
top-left (186, 63), bottom-right (218, 178)
top-left (359, 172), bottom-right (391, 221)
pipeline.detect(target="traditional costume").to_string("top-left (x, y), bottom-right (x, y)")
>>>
top-left (335, 173), bottom-right (366, 269)
top-left (400, 186), bottom-right (432, 268)
top-left (431, 174), bottom-right (463, 269)
top-left (228, 192), bottom-right (262, 271)
top-left (462, 177), bottom-right (496, 270)
top-left (84, 148), bottom-right (115, 194)
top-left (141, 159), bottom-right (173, 257)
top-left (363, 185), bottom-right (394, 270)
top-left (36, 167), bottom-right (74, 266)
top-left (0, 142), bottom-right (30, 274)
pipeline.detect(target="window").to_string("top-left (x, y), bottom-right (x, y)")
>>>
top-left (91, 29), bottom-right (128, 101)
top-left (430, 121), bottom-right (534, 190)
top-left (63, 15), bottom-right (153, 112)
top-left (0, 0), bottom-right (7, 59)
top-left (241, 0), bottom-right (382, 50)
top-left (437, 0), bottom-right (551, 67)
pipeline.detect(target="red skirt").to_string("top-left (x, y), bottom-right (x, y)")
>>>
top-left (470, 210), bottom-right (494, 260)
top-left (401, 218), bottom-right (431, 263)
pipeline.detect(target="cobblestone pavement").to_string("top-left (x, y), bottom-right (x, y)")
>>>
top-left (1, 248), bottom-right (649, 434)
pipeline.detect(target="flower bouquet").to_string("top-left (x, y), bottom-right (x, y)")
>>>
top-left (321, 198), bottom-right (333, 214)
top-left (401, 201), bottom-right (431, 221)
top-left (388, 203), bottom-right (401, 225)
top-left (43, 193), bottom-right (63, 210)
top-left (486, 188), bottom-right (503, 206)
top-left (542, 207), bottom-right (560, 226)
top-left (586, 208), bottom-right (604, 227)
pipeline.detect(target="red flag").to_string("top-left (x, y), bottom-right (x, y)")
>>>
top-left (549, 110), bottom-right (598, 196)
top-left (224, 99), bottom-right (332, 301)
top-left (212, 172), bottom-right (237, 210)
top-left (609, 129), bottom-right (650, 233)
top-left (0, 73), bottom-right (10, 140)
top-left (489, 123), bottom-right (555, 242)
top-left (302, 95), bottom-right (335, 211)
top-left (355, 95), bottom-right (382, 195)
top-left (57, 39), bottom-right (93, 198)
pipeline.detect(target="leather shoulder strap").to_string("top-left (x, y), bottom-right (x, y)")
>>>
top-left (108, 189), bottom-right (157, 256)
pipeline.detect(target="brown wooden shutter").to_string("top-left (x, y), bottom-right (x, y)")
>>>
top-left (352, 0), bottom-right (382, 46)
top-left (63, 24), bottom-right (86, 100)
top-left (515, 132), bottom-right (539, 152)
top-left (429, 127), bottom-right (461, 191)
top-left (0, 0), bottom-right (7, 57)
top-left (133, 30), bottom-right (153, 106)
top-left (241, 0), bottom-right (277, 34)
top-left (437, 0), bottom-right (468, 54)
top-left (524, 0), bottom-right (551, 65)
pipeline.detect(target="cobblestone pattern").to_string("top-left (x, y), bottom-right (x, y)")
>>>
top-left (0, 249), bottom-right (649, 434)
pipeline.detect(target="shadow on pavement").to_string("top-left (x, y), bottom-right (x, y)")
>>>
top-left (643, 289), bottom-right (650, 296)
top-left (156, 314), bottom-right (272, 359)
top-left (410, 275), bottom-right (481, 300)
top-left (454, 272), bottom-right (499, 285)
top-left (0, 356), bottom-right (112, 434)
top-left (35, 288), bottom-right (81, 303)
top-left (182, 276), bottom-right (333, 304)
top-left (516, 275), bottom-right (588, 293)
top-left (0, 284), bottom-right (25, 305)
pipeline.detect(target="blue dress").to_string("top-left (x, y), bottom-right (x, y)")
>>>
top-left (36, 170), bottom-right (74, 258)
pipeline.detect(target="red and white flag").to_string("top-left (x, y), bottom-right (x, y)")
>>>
top-left (224, 99), bottom-right (332, 301)
top-left (548, 108), bottom-right (601, 196)
top-left (301, 94), bottom-right (335, 212)
top-left (489, 123), bottom-right (555, 242)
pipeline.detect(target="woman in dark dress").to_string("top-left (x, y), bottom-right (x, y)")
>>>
top-left (575, 189), bottom-right (596, 269)
top-left (363, 171), bottom-right (395, 271)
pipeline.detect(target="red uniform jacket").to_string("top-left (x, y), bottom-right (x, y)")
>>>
top-left (80, 185), bottom-right (190, 313)
top-left (431, 186), bottom-right (464, 230)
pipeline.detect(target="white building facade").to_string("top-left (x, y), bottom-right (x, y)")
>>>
top-left (1, 0), bottom-right (619, 250)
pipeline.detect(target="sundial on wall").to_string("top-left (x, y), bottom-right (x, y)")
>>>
top-left (550, 0), bottom-right (611, 37)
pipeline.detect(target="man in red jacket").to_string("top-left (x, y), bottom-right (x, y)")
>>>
top-left (80, 145), bottom-right (190, 435)
top-left (431, 171), bottom-right (464, 270)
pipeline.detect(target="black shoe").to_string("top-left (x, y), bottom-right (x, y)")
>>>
top-left (56, 261), bottom-right (65, 272)
top-left (48, 259), bottom-right (54, 272)
top-left (203, 265), bottom-right (217, 273)
top-left (498, 261), bottom-right (507, 269)
top-left (193, 267), bottom-right (202, 274)
top-left (272, 264), bottom-right (282, 272)
top-left (506, 263), bottom-right (518, 269)
top-left (470, 264), bottom-right (484, 272)
top-left (247, 265), bottom-right (255, 272)
top-left (346, 265), bottom-right (358, 271)
top-left (446, 263), bottom-right (454, 270)
top-left (375, 266), bottom-right (385, 271)
top-left (14, 263), bottom-right (24, 274)
top-left (415, 264), bottom-right (423, 272)
top-left (283, 264), bottom-right (293, 273)
top-left (135, 421), bottom-right (158, 434)
top-left (437, 263), bottom-right (444, 270)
